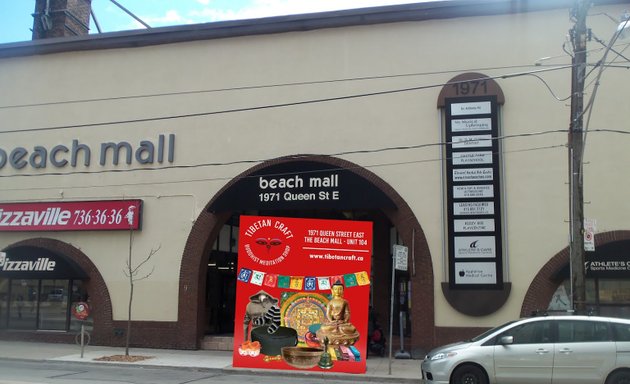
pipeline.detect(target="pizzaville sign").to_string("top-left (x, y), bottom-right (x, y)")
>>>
top-left (0, 134), bottom-right (175, 171)
top-left (0, 200), bottom-right (142, 231)
top-left (0, 252), bottom-right (55, 272)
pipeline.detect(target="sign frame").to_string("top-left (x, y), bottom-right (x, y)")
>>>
top-left (444, 95), bottom-right (504, 290)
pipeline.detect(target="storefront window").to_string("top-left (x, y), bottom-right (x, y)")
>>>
top-left (586, 279), bottom-right (597, 303)
top-left (0, 278), bottom-right (88, 331)
top-left (8, 279), bottom-right (38, 329)
top-left (598, 279), bottom-right (630, 303)
top-left (0, 278), bottom-right (7, 328)
top-left (215, 221), bottom-right (239, 253)
top-left (39, 279), bottom-right (69, 330)
top-left (549, 279), bottom-right (630, 319)
top-left (596, 279), bottom-right (630, 319)
top-left (69, 280), bottom-right (92, 332)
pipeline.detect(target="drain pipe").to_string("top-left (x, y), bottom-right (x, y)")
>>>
top-left (395, 311), bottom-right (411, 359)
top-left (41, 0), bottom-right (53, 31)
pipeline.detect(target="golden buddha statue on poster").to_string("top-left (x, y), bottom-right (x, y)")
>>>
top-left (316, 282), bottom-right (360, 345)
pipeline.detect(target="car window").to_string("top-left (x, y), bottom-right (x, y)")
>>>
top-left (472, 320), bottom-right (518, 342)
top-left (498, 320), bottom-right (553, 345)
top-left (557, 320), bottom-right (609, 343)
top-left (612, 322), bottom-right (630, 341)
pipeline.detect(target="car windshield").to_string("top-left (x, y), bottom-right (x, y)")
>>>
top-left (469, 320), bottom-right (519, 342)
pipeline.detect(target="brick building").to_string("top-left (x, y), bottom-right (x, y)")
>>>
top-left (1, 0), bottom-right (630, 358)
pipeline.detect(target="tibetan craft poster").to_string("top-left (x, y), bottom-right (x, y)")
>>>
top-left (233, 215), bottom-right (372, 374)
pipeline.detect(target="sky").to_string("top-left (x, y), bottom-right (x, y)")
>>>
top-left (0, 0), bottom-right (429, 44)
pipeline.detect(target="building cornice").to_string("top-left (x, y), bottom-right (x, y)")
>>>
top-left (0, 0), bottom-right (627, 58)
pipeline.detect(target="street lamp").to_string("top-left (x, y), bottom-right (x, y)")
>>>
top-left (568, 2), bottom-right (629, 313)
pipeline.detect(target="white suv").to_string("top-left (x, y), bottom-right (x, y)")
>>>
top-left (421, 315), bottom-right (630, 384)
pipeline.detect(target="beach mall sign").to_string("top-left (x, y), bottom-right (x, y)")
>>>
top-left (0, 134), bottom-right (175, 171)
top-left (208, 160), bottom-right (396, 212)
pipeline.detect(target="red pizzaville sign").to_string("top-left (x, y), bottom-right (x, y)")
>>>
top-left (0, 200), bottom-right (142, 231)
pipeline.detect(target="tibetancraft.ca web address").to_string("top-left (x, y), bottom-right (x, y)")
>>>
top-left (309, 253), bottom-right (364, 262)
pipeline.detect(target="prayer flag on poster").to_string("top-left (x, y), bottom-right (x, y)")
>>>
top-left (317, 276), bottom-right (331, 291)
top-left (250, 270), bottom-right (265, 286)
top-left (263, 273), bottom-right (278, 288)
top-left (343, 273), bottom-right (358, 287)
top-left (238, 270), bottom-right (372, 289)
top-left (304, 277), bottom-right (317, 291)
top-left (289, 276), bottom-right (304, 290)
top-left (277, 275), bottom-right (290, 288)
top-left (355, 271), bottom-right (370, 286)
top-left (237, 268), bottom-right (252, 283)
top-left (330, 275), bottom-right (344, 285)
top-left (328, 346), bottom-right (338, 360)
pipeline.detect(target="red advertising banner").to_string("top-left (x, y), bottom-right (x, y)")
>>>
top-left (233, 215), bottom-right (372, 374)
top-left (0, 200), bottom-right (142, 231)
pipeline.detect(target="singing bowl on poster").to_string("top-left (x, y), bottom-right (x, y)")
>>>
top-left (281, 346), bottom-right (324, 369)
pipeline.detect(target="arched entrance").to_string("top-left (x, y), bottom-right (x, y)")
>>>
top-left (179, 155), bottom-right (435, 353)
top-left (0, 238), bottom-right (112, 345)
top-left (522, 230), bottom-right (630, 317)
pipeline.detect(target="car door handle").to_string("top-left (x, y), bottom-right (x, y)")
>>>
top-left (558, 348), bottom-right (572, 354)
top-left (535, 348), bottom-right (550, 354)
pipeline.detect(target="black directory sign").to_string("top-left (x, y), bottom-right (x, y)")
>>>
top-left (444, 94), bottom-right (503, 289)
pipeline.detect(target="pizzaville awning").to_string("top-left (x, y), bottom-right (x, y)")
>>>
top-left (0, 246), bottom-right (88, 279)
top-left (208, 160), bottom-right (397, 213)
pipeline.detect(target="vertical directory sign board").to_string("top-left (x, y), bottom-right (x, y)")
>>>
top-left (445, 96), bottom-right (503, 289)
top-left (233, 215), bottom-right (372, 374)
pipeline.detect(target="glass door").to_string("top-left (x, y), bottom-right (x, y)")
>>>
top-left (8, 279), bottom-right (38, 329)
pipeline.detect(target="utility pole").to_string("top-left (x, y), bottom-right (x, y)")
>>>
top-left (569, 0), bottom-right (588, 313)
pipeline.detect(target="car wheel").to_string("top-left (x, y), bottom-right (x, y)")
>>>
top-left (451, 365), bottom-right (488, 384)
top-left (606, 370), bottom-right (630, 384)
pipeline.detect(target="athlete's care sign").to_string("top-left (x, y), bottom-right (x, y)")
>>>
top-left (0, 200), bottom-right (142, 231)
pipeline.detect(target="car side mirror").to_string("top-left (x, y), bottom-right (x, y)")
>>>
top-left (499, 336), bottom-right (514, 345)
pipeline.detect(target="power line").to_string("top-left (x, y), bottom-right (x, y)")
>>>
top-left (0, 128), bottom-right (572, 179)
top-left (0, 65), bottom-right (573, 135)
top-left (0, 64), bottom-right (567, 110)
top-left (0, 142), bottom-right (568, 193)
top-left (5, 126), bottom-right (629, 190)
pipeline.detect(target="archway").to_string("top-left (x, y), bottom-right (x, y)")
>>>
top-left (179, 155), bottom-right (435, 353)
top-left (0, 238), bottom-right (112, 345)
top-left (521, 230), bottom-right (630, 317)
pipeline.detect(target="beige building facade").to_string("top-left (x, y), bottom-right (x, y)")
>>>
top-left (1, 0), bottom-right (629, 354)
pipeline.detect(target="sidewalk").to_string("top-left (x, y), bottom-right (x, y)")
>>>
top-left (0, 340), bottom-right (422, 383)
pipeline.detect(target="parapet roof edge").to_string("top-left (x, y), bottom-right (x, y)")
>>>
top-left (0, 0), bottom-right (627, 58)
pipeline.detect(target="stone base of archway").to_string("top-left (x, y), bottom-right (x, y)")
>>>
top-left (0, 330), bottom-right (75, 344)
top-left (200, 335), bottom-right (234, 350)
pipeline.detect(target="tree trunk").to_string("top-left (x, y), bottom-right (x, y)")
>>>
top-left (125, 228), bottom-right (134, 356)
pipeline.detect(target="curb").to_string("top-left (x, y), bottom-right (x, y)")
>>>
top-left (223, 366), bottom-right (422, 383)
top-left (0, 356), bottom-right (422, 384)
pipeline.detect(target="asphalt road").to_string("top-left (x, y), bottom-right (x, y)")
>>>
top-left (0, 360), bottom-right (363, 384)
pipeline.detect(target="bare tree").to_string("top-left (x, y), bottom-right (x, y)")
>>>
top-left (123, 207), bottom-right (158, 356)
